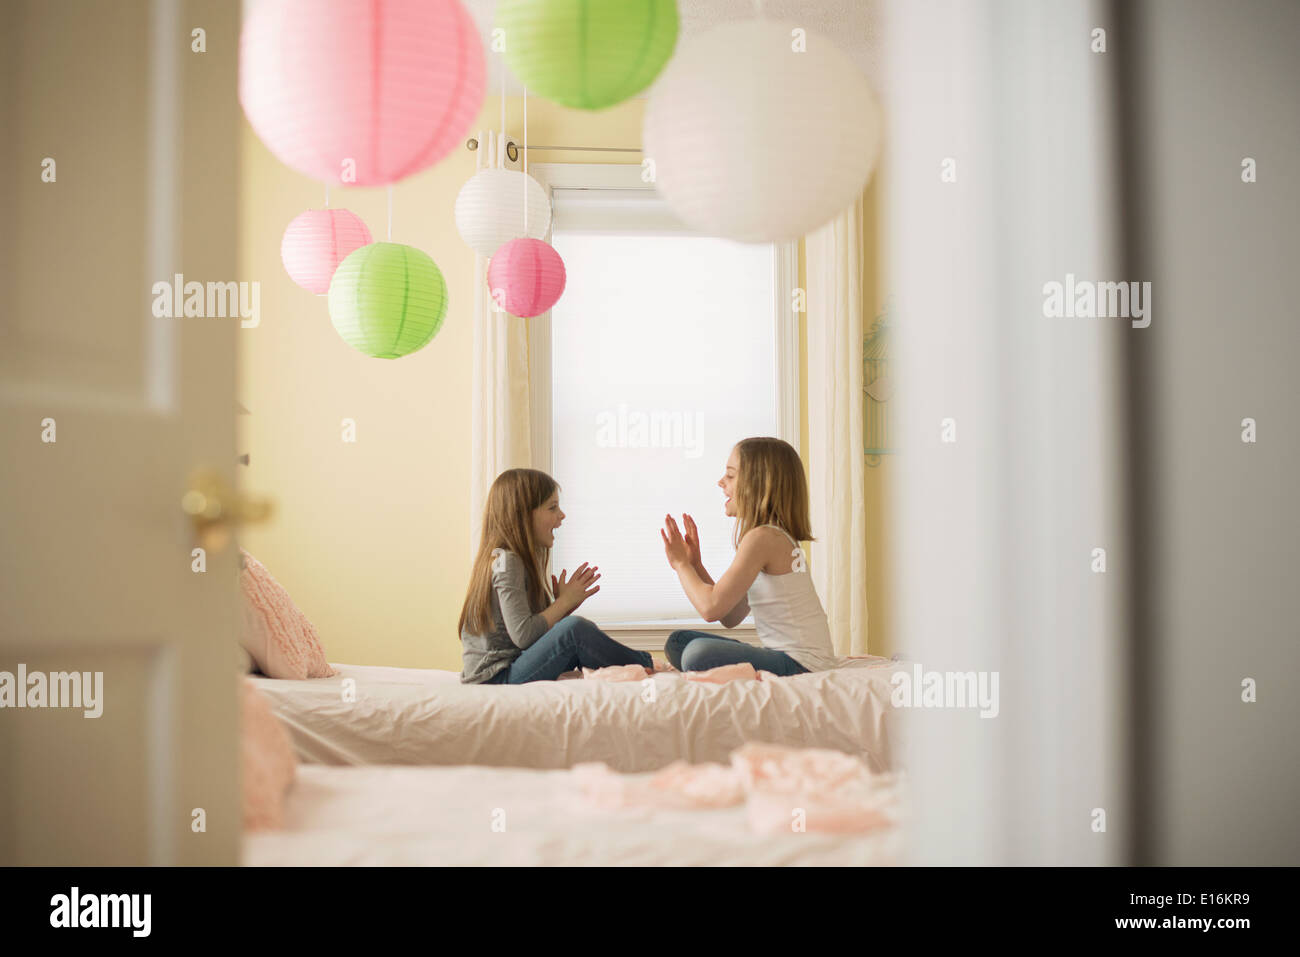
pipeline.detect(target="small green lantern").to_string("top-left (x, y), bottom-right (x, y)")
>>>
top-left (327, 242), bottom-right (448, 359)
top-left (497, 0), bottom-right (679, 111)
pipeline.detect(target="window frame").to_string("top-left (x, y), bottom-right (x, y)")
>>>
top-left (525, 163), bottom-right (799, 650)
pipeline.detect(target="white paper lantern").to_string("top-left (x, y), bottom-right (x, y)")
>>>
top-left (643, 20), bottom-right (881, 243)
top-left (454, 168), bottom-right (552, 257)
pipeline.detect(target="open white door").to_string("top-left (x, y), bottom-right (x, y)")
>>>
top-left (885, 0), bottom-right (1129, 864)
top-left (0, 0), bottom-right (245, 865)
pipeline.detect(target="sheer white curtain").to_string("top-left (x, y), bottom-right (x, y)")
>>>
top-left (806, 192), bottom-right (870, 656)
top-left (469, 130), bottom-right (532, 555)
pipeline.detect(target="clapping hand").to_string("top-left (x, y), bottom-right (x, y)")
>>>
top-left (552, 563), bottom-right (600, 611)
top-left (681, 513), bottom-right (703, 568)
top-left (660, 514), bottom-right (692, 570)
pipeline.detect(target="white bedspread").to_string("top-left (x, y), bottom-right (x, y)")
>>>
top-left (243, 764), bottom-right (904, 866)
top-left (250, 660), bottom-right (901, 773)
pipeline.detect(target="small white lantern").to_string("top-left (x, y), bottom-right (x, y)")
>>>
top-left (454, 168), bottom-right (553, 258)
top-left (643, 20), bottom-right (881, 243)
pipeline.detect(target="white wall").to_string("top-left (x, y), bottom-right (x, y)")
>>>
top-left (1124, 0), bottom-right (1300, 865)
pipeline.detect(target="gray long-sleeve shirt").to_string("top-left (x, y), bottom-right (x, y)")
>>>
top-left (460, 549), bottom-right (550, 684)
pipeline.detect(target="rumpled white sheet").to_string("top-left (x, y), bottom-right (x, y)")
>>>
top-left (249, 658), bottom-right (902, 773)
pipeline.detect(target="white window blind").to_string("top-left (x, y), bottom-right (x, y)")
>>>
top-left (547, 187), bottom-right (779, 624)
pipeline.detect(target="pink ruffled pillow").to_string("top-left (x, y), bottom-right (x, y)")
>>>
top-left (241, 679), bottom-right (297, 830)
top-left (239, 548), bottom-right (339, 679)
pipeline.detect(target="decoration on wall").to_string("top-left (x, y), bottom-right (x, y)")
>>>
top-left (239, 0), bottom-right (486, 186)
top-left (328, 242), bottom-right (449, 358)
top-left (487, 238), bottom-right (566, 318)
top-left (454, 168), bottom-right (552, 257)
top-left (281, 209), bottom-right (373, 295)
top-left (643, 19), bottom-right (881, 243)
top-left (496, 0), bottom-right (679, 110)
top-left (863, 300), bottom-right (894, 465)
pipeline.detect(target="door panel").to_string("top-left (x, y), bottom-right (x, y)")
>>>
top-left (0, 0), bottom-right (242, 865)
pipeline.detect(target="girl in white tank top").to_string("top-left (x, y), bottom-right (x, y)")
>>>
top-left (659, 438), bottom-right (842, 674)
top-left (745, 524), bottom-right (840, 671)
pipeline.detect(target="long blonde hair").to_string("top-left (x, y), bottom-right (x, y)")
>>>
top-left (459, 468), bottom-right (557, 636)
top-left (732, 437), bottom-right (814, 547)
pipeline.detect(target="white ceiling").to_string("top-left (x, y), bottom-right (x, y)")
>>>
top-left (465, 0), bottom-right (884, 95)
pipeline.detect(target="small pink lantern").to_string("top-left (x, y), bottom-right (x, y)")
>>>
top-left (281, 209), bottom-right (373, 295)
top-left (239, 0), bottom-right (485, 186)
top-left (487, 239), bottom-right (566, 318)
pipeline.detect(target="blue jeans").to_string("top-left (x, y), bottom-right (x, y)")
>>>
top-left (665, 630), bottom-right (810, 676)
top-left (486, 615), bottom-right (653, 684)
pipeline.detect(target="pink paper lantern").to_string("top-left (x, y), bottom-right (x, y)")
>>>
top-left (281, 209), bottom-right (373, 295)
top-left (487, 239), bottom-right (567, 318)
top-left (239, 0), bottom-right (485, 187)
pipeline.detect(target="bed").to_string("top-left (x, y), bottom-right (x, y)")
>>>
top-left (242, 761), bottom-right (905, 866)
top-left (249, 658), bottom-right (902, 773)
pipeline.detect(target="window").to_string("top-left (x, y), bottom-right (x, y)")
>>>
top-left (528, 165), bottom-right (798, 635)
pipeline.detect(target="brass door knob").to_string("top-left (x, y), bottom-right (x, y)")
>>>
top-left (181, 468), bottom-right (273, 550)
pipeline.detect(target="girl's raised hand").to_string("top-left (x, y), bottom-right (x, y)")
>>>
top-left (682, 513), bottom-right (703, 567)
top-left (660, 514), bottom-right (692, 569)
top-left (555, 563), bottom-right (601, 610)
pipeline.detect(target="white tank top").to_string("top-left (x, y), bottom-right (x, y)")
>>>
top-left (746, 525), bottom-right (841, 672)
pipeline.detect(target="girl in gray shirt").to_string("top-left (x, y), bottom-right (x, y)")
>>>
top-left (459, 468), bottom-right (654, 684)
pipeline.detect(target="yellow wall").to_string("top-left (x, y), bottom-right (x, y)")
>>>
top-left (237, 96), bottom-right (646, 670)
top-left (238, 93), bottom-right (892, 667)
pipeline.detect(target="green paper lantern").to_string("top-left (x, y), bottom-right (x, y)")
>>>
top-left (497, 0), bottom-right (679, 111)
top-left (327, 242), bottom-right (449, 359)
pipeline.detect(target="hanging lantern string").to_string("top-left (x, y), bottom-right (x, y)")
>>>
top-left (387, 186), bottom-right (393, 241)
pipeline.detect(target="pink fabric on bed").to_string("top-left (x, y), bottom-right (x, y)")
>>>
top-left (745, 789), bottom-right (892, 835)
top-left (729, 741), bottom-right (875, 794)
top-left (571, 742), bottom-right (891, 833)
top-left (241, 679), bottom-right (298, 830)
top-left (581, 663), bottom-right (651, 682)
top-left (680, 663), bottom-right (786, 683)
top-left (239, 548), bottom-right (339, 680)
top-left (731, 743), bottom-right (890, 834)
top-left (572, 760), bottom-right (745, 810)
top-left (684, 662), bottom-right (759, 684)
